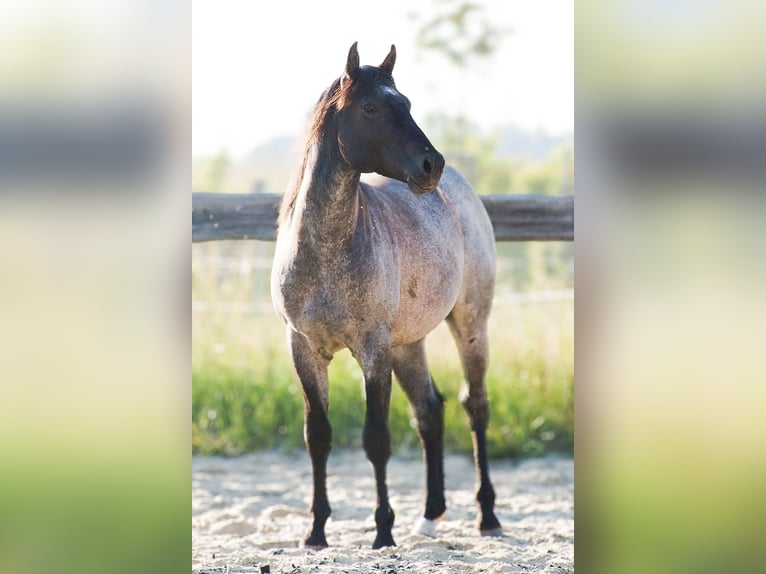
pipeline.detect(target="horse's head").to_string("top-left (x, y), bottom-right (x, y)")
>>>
top-left (334, 42), bottom-right (445, 194)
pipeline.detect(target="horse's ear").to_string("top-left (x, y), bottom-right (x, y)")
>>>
top-left (379, 44), bottom-right (396, 75)
top-left (343, 42), bottom-right (360, 84)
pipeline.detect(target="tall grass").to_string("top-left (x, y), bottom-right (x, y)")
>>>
top-left (192, 240), bottom-right (573, 458)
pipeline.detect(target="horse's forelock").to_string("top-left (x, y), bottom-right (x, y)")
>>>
top-left (337, 67), bottom-right (394, 108)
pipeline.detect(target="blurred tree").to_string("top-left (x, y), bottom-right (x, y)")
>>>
top-left (511, 142), bottom-right (574, 196)
top-left (412, 0), bottom-right (511, 158)
top-left (411, 1), bottom-right (573, 199)
top-left (423, 110), bottom-right (573, 197)
top-left (414, 0), bottom-right (510, 69)
top-left (192, 149), bottom-right (230, 193)
top-left (410, 0), bottom-right (516, 195)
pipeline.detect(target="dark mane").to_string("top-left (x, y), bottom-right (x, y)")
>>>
top-left (278, 67), bottom-right (395, 225)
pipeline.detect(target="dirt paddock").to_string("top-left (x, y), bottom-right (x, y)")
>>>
top-left (192, 450), bottom-right (573, 573)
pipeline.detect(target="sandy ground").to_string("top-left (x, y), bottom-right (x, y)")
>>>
top-left (192, 450), bottom-right (573, 573)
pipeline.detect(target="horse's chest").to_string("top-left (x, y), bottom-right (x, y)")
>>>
top-left (273, 249), bottom-right (391, 342)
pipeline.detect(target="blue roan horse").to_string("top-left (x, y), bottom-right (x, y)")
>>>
top-left (271, 42), bottom-right (501, 549)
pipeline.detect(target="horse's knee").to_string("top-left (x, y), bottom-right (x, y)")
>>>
top-left (459, 384), bottom-right (490, 431)
top-left (363, 420), bottom-right (391, 464)
top-left (305, 412), bottom-right (332, 456)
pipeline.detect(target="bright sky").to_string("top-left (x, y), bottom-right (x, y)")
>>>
top-left (192, 0), bottom-right (573, 159)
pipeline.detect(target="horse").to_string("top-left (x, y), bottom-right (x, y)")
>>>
top-left (270, 42), bottom-right (501, 549)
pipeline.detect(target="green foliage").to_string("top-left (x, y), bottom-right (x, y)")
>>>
top-left (192, 241), bottom-right (573, 459)
top-left (192, 310), bottom-right (573, 458)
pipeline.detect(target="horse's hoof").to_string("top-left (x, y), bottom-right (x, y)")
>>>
top-left (479, 526), bottom-right (503, 537)
top-left (411, 514), bottom-right (444, 538)
top-left (479, 514), bottom-right (502, 537)
top-left (302, 533), bottom-right (329, 549)
top-left (371, 534), bottom-right (396, 549)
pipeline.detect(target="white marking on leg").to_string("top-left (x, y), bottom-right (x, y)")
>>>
top-left (411, 513), bottom-right (444, 538)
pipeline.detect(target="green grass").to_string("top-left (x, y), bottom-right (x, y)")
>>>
top-left (192, 241), bottom-right (573, 458)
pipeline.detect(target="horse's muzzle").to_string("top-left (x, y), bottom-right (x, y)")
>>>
top-left (407, 150), bottom-right (444, 194)
top-left (406, 175), bottom-right (440, 195)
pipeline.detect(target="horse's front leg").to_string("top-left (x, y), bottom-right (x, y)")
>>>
top-left (289, 329), bottom-right (332, 548)
top-left (355, 330), bottom-right (396, 549)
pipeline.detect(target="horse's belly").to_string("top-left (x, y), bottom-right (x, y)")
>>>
top-left (391, 274), bottom-right (460, 346)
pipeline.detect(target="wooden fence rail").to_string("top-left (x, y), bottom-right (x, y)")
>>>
top-left (192, 192), bottom-right (573, 242)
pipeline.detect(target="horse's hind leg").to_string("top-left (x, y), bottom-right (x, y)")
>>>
top-left (392, 339), bottom-right (446, 537)
top-left (289, 329), bottom-right (332, 548)
top-left (446, 307), bottom-right (502, 536)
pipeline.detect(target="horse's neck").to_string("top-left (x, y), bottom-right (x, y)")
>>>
top-left (292, 136), bottom-right (361, 249)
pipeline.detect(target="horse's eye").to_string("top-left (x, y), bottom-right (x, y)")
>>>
top-left (363, 103), bottom-right (376, 114)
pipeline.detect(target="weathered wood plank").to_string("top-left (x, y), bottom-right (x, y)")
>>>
top-left (192, 193), bottom-right (282, 242)
top-left (192, 192), bottom-right (573, 242)
top-left (481, 194), bottom-right (574, 241)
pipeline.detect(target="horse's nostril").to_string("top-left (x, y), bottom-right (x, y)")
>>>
top-left (423, 158), bottom-right (433, 174)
